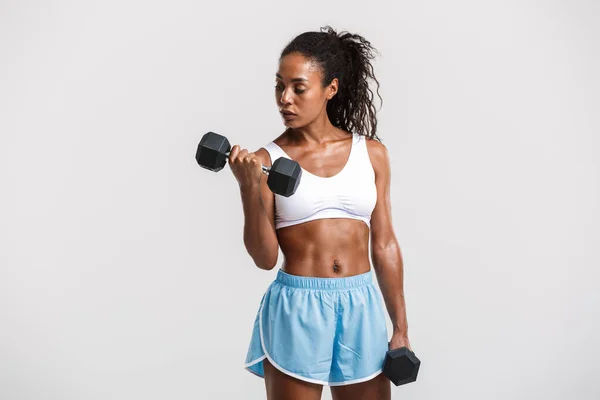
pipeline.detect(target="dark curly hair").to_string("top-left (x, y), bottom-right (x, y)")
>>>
top-left (280, 25), bottom-right (383, 142)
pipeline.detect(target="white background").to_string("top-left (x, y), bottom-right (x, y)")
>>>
top-left (1, 0), bottom-right (599, 399)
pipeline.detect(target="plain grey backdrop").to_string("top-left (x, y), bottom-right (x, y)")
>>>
top-left (1, 0), bottom-right (599, 399)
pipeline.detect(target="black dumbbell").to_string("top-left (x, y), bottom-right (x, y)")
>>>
top-left (383, 346), bottom-right (421, 386)
top-left (196, 131), bottom-right (302, 197)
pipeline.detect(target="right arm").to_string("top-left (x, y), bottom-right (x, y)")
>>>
top-left (234, 147), bottom-right (279, 270)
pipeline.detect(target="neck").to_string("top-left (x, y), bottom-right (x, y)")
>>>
top-left (286, 115), bottom-right (347, 146)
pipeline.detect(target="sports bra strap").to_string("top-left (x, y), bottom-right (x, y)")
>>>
top-left (262, 142), bottom-right (288, 166)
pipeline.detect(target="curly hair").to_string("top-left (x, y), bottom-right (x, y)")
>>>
top-left (280, 25), bottom-right (383, 142)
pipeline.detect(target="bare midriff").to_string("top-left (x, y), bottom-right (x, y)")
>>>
top-left (276, 218), bottom-right (371, 278)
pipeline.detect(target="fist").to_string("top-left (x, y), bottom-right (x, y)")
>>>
top-left (228, 145), bottom-right (263, 189)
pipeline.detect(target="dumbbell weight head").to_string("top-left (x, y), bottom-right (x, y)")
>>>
top-left (196, 131), bottom-right (302, 197)
top-left (268, 157), bottom-right (302, 197)
top-left (383, 347), bottom-right (421, 386)
top-left (196, 131), bottom-right (231, 172)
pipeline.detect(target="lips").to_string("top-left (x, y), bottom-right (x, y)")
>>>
top-left (280, 110), bottom-right (296, 116)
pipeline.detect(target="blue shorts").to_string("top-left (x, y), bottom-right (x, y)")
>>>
top-left (244, 268), bottom-right (389, 386)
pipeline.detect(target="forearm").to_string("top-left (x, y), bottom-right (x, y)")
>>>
top-left (372, 241), bottom-right (409, 335)
top-left (239, 184), bottom-right (279, 270)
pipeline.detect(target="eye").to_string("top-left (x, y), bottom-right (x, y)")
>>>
top-left (274, 84), bottom-right (306, 94)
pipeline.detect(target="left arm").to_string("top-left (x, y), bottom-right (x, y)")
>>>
top-left (367, 139), bottom-right (411, 348)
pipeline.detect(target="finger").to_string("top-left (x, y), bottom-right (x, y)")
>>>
top-left (233, 148), bottom-right (248, 164)
top-left (229, 145), bottom-right (240, 162)
top-left (236, 149), bottom-right (249, 163)
top-left (243, 153), bottom-right (257, 164)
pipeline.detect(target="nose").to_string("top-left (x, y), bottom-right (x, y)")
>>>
top-left (279, 87), bottom-right (292, 105)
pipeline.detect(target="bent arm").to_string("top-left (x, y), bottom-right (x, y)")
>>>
top-left (239, 148), bottom-right (279, 270)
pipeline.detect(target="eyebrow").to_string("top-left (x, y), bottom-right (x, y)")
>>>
top-left (275, 73), bottom-right (308, 82)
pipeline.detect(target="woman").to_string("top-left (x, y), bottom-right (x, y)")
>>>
top-left (228, 26), bottom-right (411, 400)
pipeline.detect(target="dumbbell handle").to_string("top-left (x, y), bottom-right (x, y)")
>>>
top-left (223, 150), bottom-right (271, 174)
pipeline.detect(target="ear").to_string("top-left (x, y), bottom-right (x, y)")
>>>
top-left (327, 77), bottom-right (339, 100)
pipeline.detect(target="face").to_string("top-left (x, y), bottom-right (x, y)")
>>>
top-left (275, 52), bottom-right (338, 127)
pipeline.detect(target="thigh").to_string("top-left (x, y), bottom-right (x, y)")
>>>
top-left (263, 358), bottom-right (324, 400)
top-left (330, 372), bottom-right (390, 400)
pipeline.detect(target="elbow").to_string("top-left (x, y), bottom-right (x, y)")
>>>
top-left (247, 245), bottom-right (278, 271)
top-left (243, 236), bottom-right (279, 271)
top-left (254, 255), bottom-right (278, 271)
top-left (371, 243), bottom-right (399, 269)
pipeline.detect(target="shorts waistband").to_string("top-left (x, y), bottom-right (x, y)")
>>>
top-left (275, 268), bottom-right (373, 290)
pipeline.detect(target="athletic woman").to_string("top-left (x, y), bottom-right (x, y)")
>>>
top-left (229, 26), bottom-right (412, 400)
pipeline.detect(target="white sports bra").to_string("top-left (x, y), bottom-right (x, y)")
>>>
top-left (263, 133), bottom-right (378, 230)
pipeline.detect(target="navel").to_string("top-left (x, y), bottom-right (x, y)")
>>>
top-left (333, 259), bottom-right (341, 274)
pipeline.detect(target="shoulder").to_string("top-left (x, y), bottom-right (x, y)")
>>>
top-left (256, 132), bottom-right (288, 167)
top-left (364, 136), bottom-right (390, 176)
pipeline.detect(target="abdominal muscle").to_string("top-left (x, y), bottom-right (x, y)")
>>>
top-left (275, 218), bottom-right (372, 278)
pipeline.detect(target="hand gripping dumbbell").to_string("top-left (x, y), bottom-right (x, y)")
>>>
top-left (195, 131), bottom-right (302, 197)
top-left (383, 346), bottom-right (421, 386)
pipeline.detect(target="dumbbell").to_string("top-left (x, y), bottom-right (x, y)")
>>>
top-left (195, 131), bottom-right (302, 197)
top-left (383, 346), bottom-right (421, 386)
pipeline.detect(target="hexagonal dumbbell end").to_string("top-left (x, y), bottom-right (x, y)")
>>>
top-left (196, 131), bottom-right (231, 172)
top-left (267, 157), bottom-right (302, 197)
top-left (383, 347), bottom-right (421, 386)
